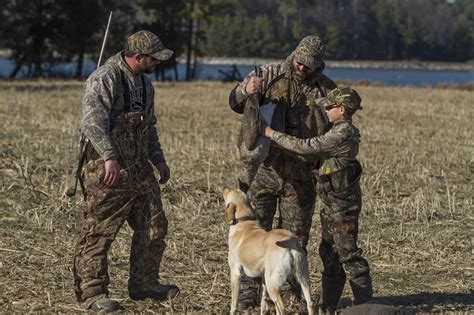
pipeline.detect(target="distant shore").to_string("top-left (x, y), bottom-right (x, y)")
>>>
top-left (1, 49), bottom-right (472, 71)
top-left (180, 57), bottom-right (474, 71)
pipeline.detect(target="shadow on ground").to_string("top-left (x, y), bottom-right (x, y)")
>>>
top-left (339, 291), bottom-right (473, 313)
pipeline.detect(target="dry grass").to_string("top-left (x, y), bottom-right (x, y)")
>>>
top-left (0, 80), bottom-right (472, 314)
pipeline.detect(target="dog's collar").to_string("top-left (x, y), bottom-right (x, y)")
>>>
top-left (231, 215), bottom-right (256, 225)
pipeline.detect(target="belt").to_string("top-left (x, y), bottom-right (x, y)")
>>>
top-left (313, 161), bottom-right (362, 194)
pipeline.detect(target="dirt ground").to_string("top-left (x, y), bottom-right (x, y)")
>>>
top-left (0, 80), bottom-right (472, 314)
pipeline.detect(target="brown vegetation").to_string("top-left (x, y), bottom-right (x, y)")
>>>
top-left (0, 81), bottom-right (472, 313)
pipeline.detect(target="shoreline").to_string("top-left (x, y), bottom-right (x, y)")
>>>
top-left (1, 49), bottom-right (472, 71)
top-left (180, 57), bottom-right (474, 71)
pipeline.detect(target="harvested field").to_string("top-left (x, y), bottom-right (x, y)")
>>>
top-left (0, 80), bottom-right (472, 314)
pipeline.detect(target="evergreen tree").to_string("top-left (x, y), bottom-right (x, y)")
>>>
top-left (0, 0), bottom-right (64, 78)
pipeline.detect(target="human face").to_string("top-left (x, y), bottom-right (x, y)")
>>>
top-left (324, 104), bottom-right (345, 123)
top-left (138, 54), bottom-right (160, 74)
top-left (292, 59), bottom-right (316, 81)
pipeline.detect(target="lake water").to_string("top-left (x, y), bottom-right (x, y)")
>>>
top-left (191, 64), bottom-right (473, 87)
top-left (0, 57), bottom-right (472, 87)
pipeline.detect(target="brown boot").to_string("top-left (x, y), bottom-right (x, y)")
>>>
top-left (129, 282), bottom-right (180, 301)
top-left (236, 275), bottom-right (260, 311)
top-left (84, 295), bottom-right (120, 311)
top-left (318, 274), bottom-right (346, 313)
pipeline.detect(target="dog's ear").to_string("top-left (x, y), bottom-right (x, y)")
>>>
top-left (221, 185), bottom-right (232, 199)
top-left (225, 203), bottom-right (237, 224)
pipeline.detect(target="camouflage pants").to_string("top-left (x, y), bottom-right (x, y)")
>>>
top-left (318, 183), bottom-right (370, 283)
top-left (249, 166), bottom-right (315, 250)
top-left (73, 158), bottom-right (167, 306)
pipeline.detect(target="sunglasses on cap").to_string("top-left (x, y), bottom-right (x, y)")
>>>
top-left (323, 104), bottom-right (343, 111)
top-left (140, 54), bottom-right (159, 62)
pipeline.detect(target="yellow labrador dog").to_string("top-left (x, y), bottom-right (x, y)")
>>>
top-left (222, 186), bottom-right (313, 315)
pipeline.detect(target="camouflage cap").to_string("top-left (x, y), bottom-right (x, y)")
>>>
top-left (317, 87), bottom-right (363, 112)
top-left (294, 36), bottom-right (325, 70)
top-left (127, 30), bottom-right (173, 60)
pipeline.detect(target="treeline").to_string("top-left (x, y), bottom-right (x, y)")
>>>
top-left (203, 0), bottom-right (473, 61)
top-left (0, 0), bottom-right (472, 79)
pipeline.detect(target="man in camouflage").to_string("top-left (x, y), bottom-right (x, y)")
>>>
top-left (262, 87), bottom-right (373, 314)
top-left (229, 35), bottom-right (337, 310)
top-left (73, 30), bottom-right (179, 311)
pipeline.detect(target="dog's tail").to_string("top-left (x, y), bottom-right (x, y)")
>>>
top-left (277, 236), bottom-right (314, 315)
top-left (275, 236), bottom-right (301, 251)
top-left (277, 237), bottom-right (307, 285)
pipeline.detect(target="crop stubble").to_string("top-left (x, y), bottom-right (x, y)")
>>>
top-left (0, 81), bottom-right (472, 313)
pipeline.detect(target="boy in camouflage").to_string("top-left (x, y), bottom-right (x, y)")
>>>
top-left (73, 30), bottom-right (179, 311)
top-left (262, 87), bottom-right (373, 314)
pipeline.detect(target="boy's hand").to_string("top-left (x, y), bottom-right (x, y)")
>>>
top-left (261, 123), bottom-right (274, 138)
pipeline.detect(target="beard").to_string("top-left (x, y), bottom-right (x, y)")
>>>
top-left (138, 62), bottom-right (156, 74)
top-left (293, 71), bottom-right (306, 82)
top-left (143, 66), bottom-right (155, 74)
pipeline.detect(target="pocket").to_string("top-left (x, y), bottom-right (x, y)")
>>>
top-left (84, 142), bottom-right (100, 161)
top-left (82, 159), bottom-right (108, 192)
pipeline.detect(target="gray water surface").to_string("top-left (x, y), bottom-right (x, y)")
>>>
top-left (1, 57), bottom-right (472, 87)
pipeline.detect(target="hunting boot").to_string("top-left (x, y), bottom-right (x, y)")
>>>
top-left (236, 275), bottom-right (261, 311)
top-left (86, 295), bottom-right (120, 311)
top-left (318, 274), bottom-right (346, 314)
top-left (349, 275), bottom-right (373, 305)
top-left (129, 281), bottom-right (180, 301)
top-left (280, 276), bottom-right (302, 305)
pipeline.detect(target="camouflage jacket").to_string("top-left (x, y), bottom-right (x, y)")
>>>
top-left (81, 52), bottom-right (166, 166)
top-left (229, 51), bottom-right (336, 181)
top-left (270, 119), bottom-right (360, 176)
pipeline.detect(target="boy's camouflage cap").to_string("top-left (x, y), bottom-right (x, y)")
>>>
top-left (294, 36), bottom-right (325, 70)
top-left (317, 87), bottom-right (363, 112)
top-left (127, 30), bottom-right (173, 60)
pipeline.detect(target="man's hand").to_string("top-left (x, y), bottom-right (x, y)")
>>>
top-left (261, 123), bottom-right (275, 138)
top-left (245, 76), bottom-right (264, 95)
top-left (104, 159), bottom-right (120, 187)
top-left (157, 163), bottom-right (170, 184)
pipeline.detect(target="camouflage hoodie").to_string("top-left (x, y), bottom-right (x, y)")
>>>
top-left (81, 51), bottom-right (165, 166)
top-left (229, 51), bottom-right (336, 181)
